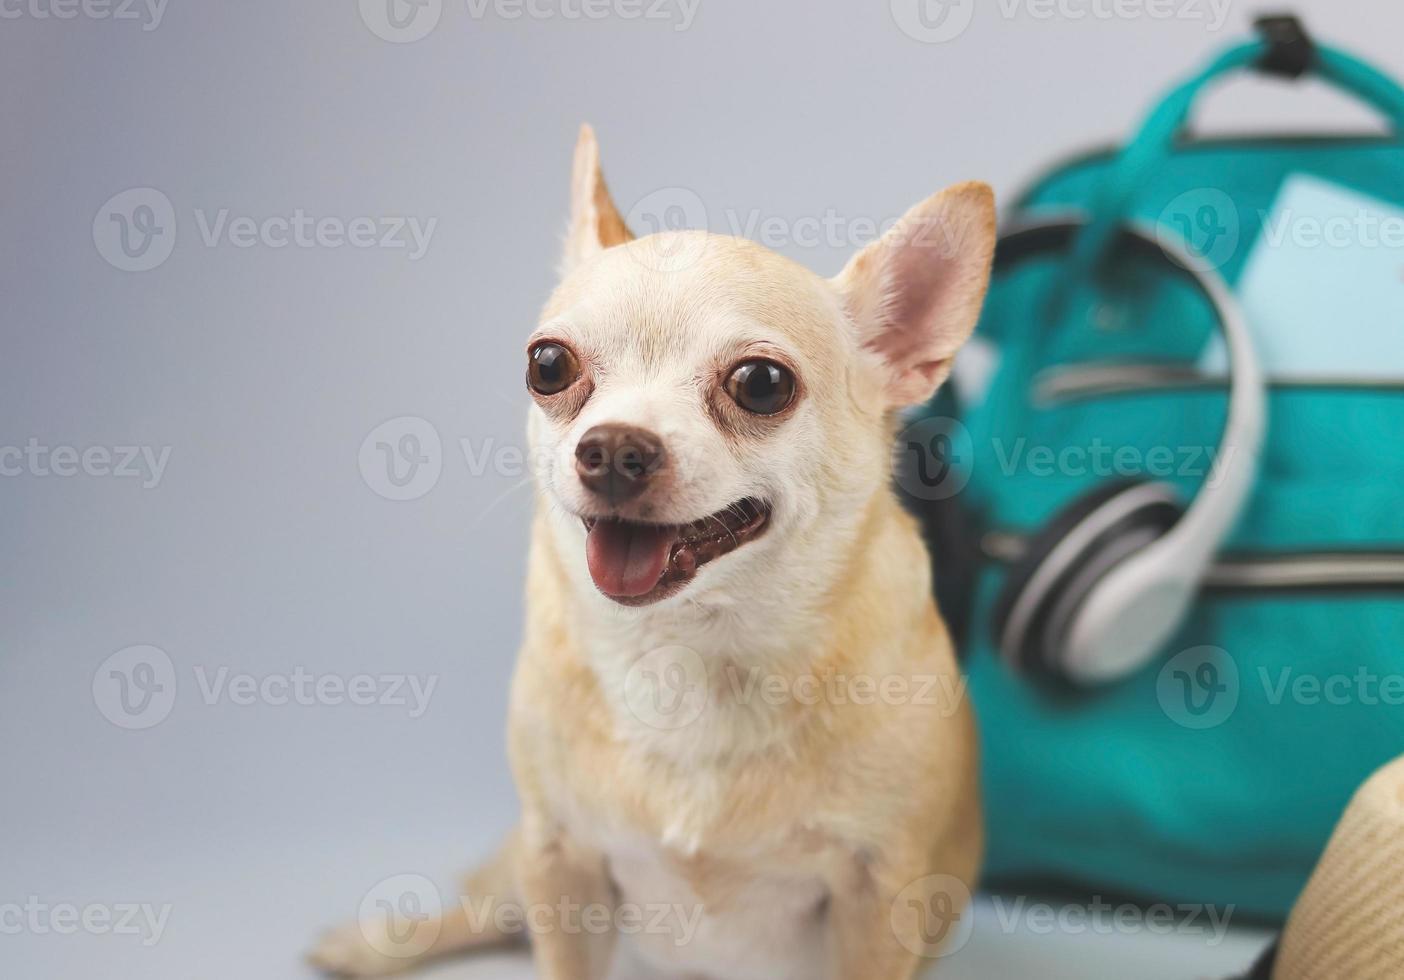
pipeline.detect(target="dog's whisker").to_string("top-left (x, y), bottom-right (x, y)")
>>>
top-left (470, 477), bottom-right (535, 527)
top-left (488, 385), bottom-right (526, 411)
top-left (706, 513), bottom-right (741, 549)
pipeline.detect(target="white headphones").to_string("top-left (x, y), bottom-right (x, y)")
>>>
top-left (988, 214), bottom-right (1266, 685)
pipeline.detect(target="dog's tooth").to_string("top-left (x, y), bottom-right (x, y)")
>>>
top-left (673, 545), bottom-right (697, 575)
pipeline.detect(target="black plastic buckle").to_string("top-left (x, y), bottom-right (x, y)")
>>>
top-left (1254, 14), bottom-right (1316, 79)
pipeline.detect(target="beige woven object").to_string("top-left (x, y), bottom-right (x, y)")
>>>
top-left (1274, 753), bottom-right (1404, 980)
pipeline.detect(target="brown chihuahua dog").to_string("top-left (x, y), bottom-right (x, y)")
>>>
top-left (312, 124), bottom-right (995, 980)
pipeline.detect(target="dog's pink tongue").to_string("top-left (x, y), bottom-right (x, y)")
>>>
top-left (585, 520), bottom-right (673, 598)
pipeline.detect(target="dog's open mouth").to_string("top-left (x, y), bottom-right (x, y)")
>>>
top-left (582, 497), bottom-right (770, 605)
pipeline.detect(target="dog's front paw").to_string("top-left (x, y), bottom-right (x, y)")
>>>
top-left (307, 921), bottom-right (418, 977)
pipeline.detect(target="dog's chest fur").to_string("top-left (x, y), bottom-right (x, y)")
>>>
top-left (560, 771), bottom-right (832, 980)
top-left (532, 634), bottom-right (851, 978)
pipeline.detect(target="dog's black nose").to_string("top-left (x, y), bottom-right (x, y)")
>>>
top-left (575, 424), bottom-right (666, 504)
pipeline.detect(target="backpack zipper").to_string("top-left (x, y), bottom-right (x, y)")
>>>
top-left (1032, 362), bottom-right (1404, 406)
top-left (982, 532), bottom-right (1404, 593)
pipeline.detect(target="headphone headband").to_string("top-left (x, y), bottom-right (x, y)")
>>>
top-left (993, 212), bottom-right (1266, 682)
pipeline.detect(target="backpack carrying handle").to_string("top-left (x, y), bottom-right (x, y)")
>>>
top-left (1066, 17), bottom-right (1404, 280)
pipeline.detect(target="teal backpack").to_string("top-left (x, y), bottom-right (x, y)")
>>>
top-left (912, 19), bottom-right (1404, 919)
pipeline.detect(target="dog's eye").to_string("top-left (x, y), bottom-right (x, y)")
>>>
top-left (726, 360), bottom-right (795, 415)
top-left (527, 342), bottom-right (580, 396)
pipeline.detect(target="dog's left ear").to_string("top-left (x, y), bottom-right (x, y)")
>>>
top-left (561, 123), bottom-right (634, 276)
top-left (833, 181), bottom-right (996, 407)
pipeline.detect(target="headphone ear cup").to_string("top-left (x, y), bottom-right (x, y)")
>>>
top-left (992, 479), bottom-right (1185, 682)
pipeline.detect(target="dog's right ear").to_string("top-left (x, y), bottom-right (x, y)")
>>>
top-left (832, 181), bottom-right (995, 408)
top-left (561, 124), bottom-right (634, 276)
